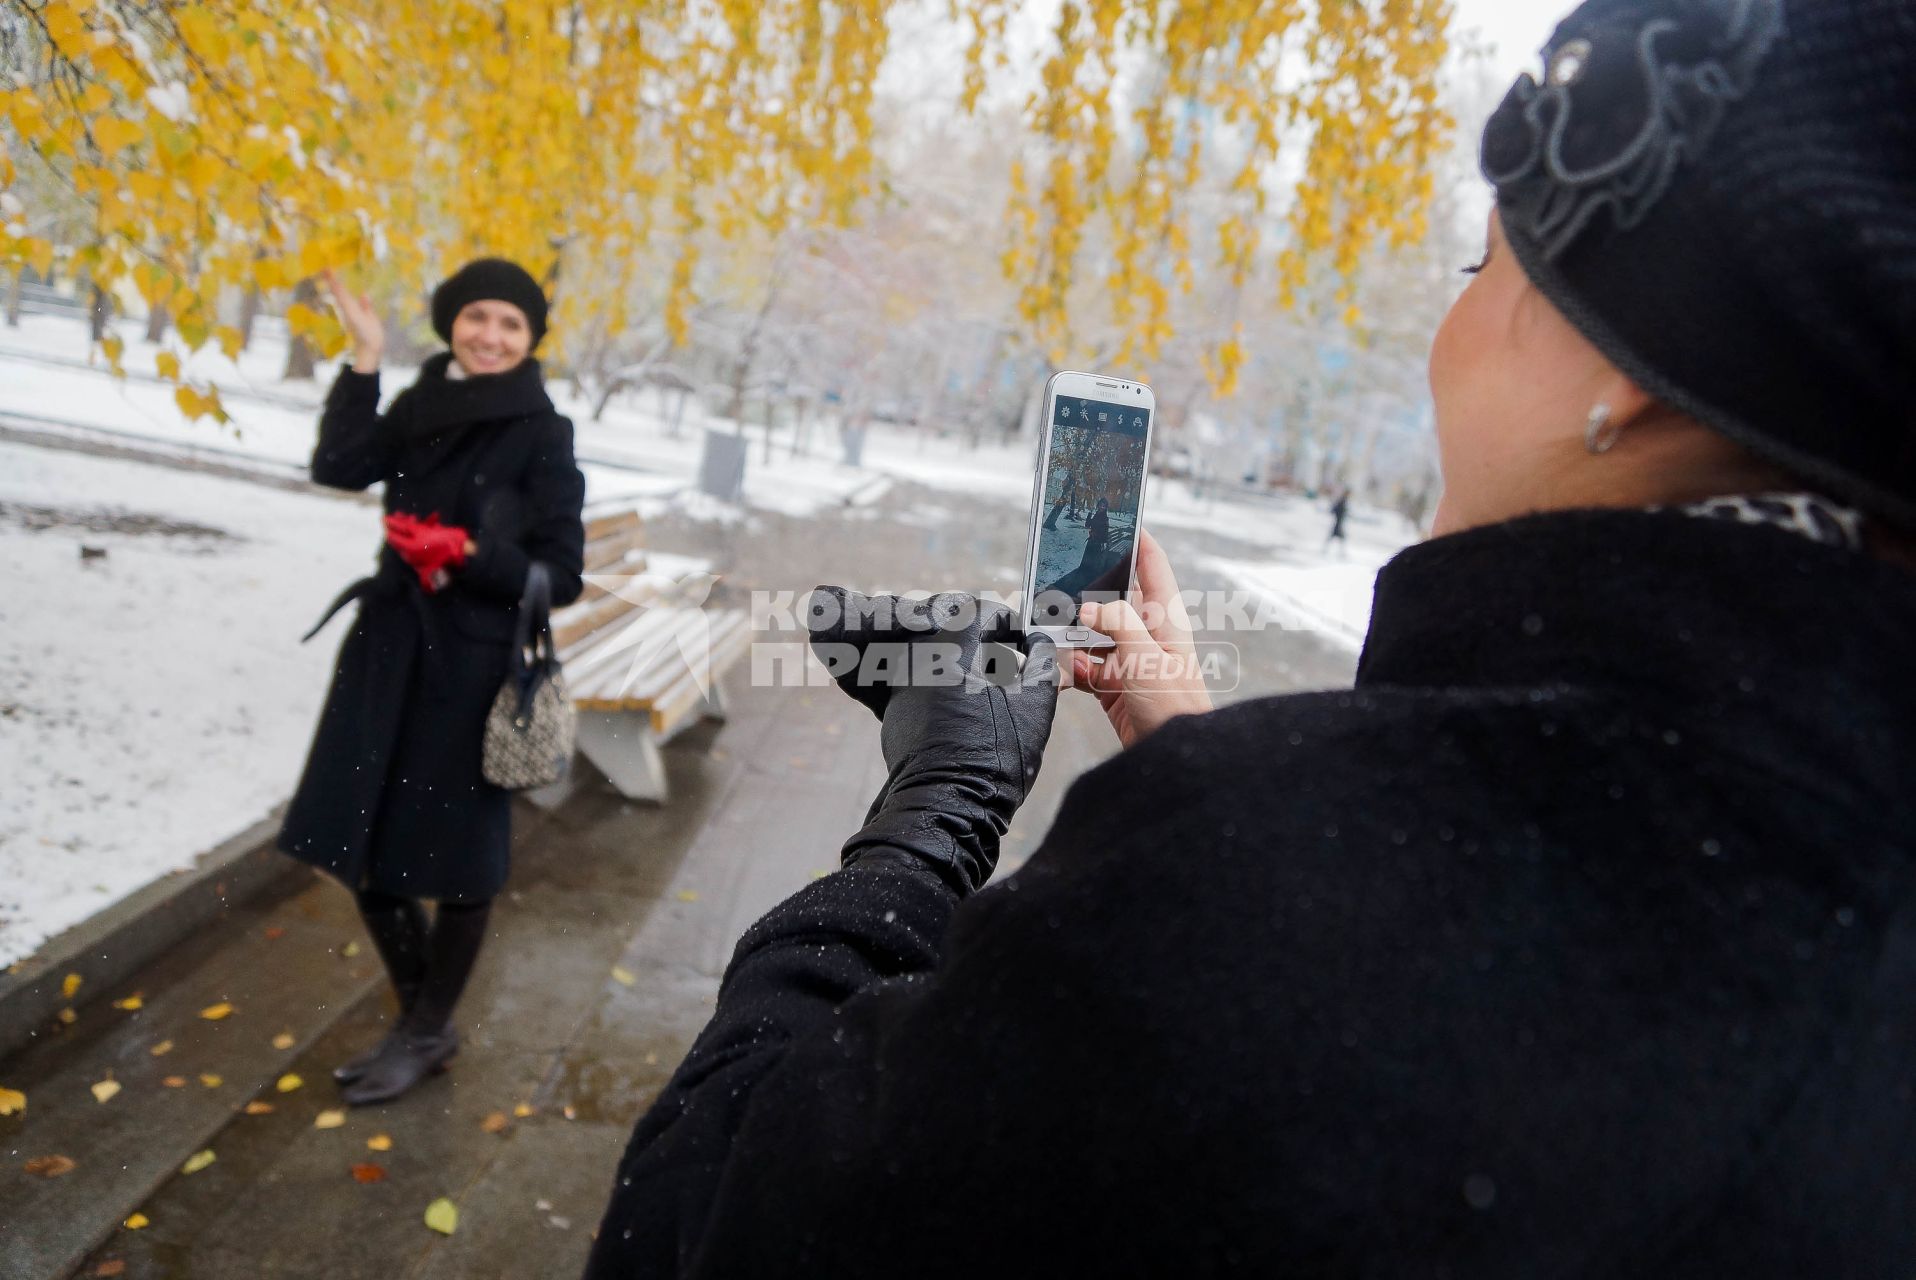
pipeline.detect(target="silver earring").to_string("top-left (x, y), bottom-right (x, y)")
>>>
top-left (1584, 403), bottom-right (1621, 455)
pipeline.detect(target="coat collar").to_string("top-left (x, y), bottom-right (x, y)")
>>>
top-left (1356, 507), bottom-right (1916, 823)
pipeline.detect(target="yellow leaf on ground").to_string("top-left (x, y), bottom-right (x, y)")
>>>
top-left (480, 1111), bottom-right (509, 1134)
top-left (199, 1002), bottom-right (234, 1021)
top-left (676, 890), bottom-right (700, 903)
top-left (243, 1101), bottom-right (275, 1115)
top-left (272, 1033), bottom-right (295, 1050)
top-left (114, 995), bottom-right (144, 1011)
top-left (314, 1109), bottom-right (346, 1130)
top-left (642, 1052), bottom-right (659, 1066)
top-left (58, 1008), bottom-right (77, 1025)
top-left (276, 1073), bottom-right (303, 1093)
top-left (124, 1214), bottom-right (149, 1230)
top-left (149, 1040), bottom-right (173, 1056)
top-left (62, 973), bottom-right (82, 998)
top-left (180, 1149), bottom-right (216, 1175)
top-left (512, 1103), bottom-right (534, 1118)
top-left (162, 1076), bottom-right (187, 1088)
top-left (199, 1074), bottom-right (222, 1089)
top-left (366, 1133), bottom-right (393, 1152)
top-left (0, 1087), bottom-right (24, 1115)
top-left (91, 1079), bottom-right (122, 1104)
top-left (341, 942), bottom-right (360, 958)
top-left (24, 1154), bottom-right (76, 1177)
top-left (93, 1260), bottom-right (126, 1277)
top-left (423, 1197), bottom-right (458, 1235)
top-left (610, 966), bottom-right (636, 986)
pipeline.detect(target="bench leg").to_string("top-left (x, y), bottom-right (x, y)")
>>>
top-left (522, 769), bottom-right (579, 811)
top-left (576, 709), bottom-right (670, 805)
top-left (701, 676), bottom-right (729, 724)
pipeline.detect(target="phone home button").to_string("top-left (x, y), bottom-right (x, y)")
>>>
top-left (1065, 627), bottom-right (1092, 643)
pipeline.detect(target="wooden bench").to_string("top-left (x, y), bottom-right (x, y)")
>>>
top-left (531, 504), bottom-right (751, 806)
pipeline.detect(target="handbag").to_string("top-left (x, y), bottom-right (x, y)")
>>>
top-left (483, 562), bottom-right (578, 790)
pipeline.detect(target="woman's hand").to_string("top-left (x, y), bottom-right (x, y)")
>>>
top-left (1069, 529), bottom-right (1214, 748)
top-left (323, 268), bottom-right (384, 374)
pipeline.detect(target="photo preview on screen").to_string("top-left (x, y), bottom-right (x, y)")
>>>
top-left (1031, 393), bottom-right (1151, 628)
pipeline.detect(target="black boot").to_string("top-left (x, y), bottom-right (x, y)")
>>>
top-left (341, 898), bottom-right (491, 1106)
top-left (334, 889), bottom-right (430, 1085)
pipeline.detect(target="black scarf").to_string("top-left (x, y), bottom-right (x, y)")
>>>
top-left (391, 351), bottom-right (554, 442)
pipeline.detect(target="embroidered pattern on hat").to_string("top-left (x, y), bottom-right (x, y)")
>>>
top-left (1482, 0), bottom-right (1785, 260)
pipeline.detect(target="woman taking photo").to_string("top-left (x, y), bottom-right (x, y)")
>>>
top-left (278, 259), bottom-right (586, 1106)
top-left (588, 0), bottom-right (1916, 1272)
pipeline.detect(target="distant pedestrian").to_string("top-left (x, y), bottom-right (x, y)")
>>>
top-left (277, 258), bottom-right (585, 1106)
top-left (1323, 488), bottom-right (1350, 556)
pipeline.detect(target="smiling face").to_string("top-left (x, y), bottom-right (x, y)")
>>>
top-left (449, 299), bottom-right (533, 376)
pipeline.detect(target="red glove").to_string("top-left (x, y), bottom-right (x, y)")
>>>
top-left (384, 511), bottom-right (470, 593)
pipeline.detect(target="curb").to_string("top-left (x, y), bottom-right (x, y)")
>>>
top-left (0, 806), bottom-right (303, 1063)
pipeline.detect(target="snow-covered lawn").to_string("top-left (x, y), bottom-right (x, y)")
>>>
top-left (0, 440), bottom-right (371, 966)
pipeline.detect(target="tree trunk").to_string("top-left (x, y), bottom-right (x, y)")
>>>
top-left (144, 304), bottom-right (169, 344)
top-left (5, 264), bottom-right (21, 328)
top-left (283, 277), bottom-right (319, 381)
top-left (88, 282), bottom-right (112, 343)
top-left (238, 284), bottom-right (261, 350)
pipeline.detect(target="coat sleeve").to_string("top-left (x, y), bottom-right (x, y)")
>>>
top-left (308, 369), bottom-right (396, 491)
top-left (456, 415), bottom-right (587, 605)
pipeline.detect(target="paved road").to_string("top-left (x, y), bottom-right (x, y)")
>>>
top-left (3, 467), bottom-right (1360, 1279)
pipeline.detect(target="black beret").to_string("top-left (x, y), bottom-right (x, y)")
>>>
top-left (1482, 0), bottom-right (1916, 527)
top-left (430, 258), bottom-right (549, 348)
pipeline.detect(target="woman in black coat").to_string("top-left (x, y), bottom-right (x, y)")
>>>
top-left (278, 258), bottom-right (585, 1105)
top-left (587, 0), bottom-right (1916, 1273)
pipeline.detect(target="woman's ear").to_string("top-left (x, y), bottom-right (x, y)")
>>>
top-left (1597, 373), bottom-right (1658, 431)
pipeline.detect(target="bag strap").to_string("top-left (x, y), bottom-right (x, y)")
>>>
top-left (509, 563), bottom-right (559, 716)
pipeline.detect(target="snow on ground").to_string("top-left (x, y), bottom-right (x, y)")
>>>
top-left (0, 440), bottom-right (374, 966)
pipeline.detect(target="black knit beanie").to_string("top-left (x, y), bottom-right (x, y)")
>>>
top-left (1481, 0), bottom-right (1916, 527)
top-left (430, 258), bottom-right (549, 348)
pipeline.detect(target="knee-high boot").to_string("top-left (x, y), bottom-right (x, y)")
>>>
top-left (334, 889), bottom-right (430, 1084)
top-left (340, 899), bottom-right (492, 1106)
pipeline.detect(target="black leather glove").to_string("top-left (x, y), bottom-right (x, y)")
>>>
top-left (806, 588), bottom-right (1061, 896)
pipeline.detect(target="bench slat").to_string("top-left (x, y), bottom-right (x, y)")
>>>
top-left (582, 507), bottom-right (644, 544)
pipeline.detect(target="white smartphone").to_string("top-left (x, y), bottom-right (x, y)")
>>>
top-left (1020, 370), bottom-right (1156, 648)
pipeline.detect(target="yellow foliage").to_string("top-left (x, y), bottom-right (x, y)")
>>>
top-left (0, 0), bottom-right (1450, 405)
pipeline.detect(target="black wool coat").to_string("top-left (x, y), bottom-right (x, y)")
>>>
top-left (586, 508), bottom-right (1916, 1278)
top-left (278, 354), bottom-right (585, 901)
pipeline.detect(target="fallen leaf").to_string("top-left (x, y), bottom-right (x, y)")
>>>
top-left (114, 994), bottom-right (144, 1011)
top-left (0, 1086), bottom-right (24, 1116)
top-left (676, 889), bottom-right (700, 903)
top-left (243, 1101), bottom-right (275, 1116)
top-left (351, 1162), bottom-right (387, 1183)
top-left (91, 1079), bottom-right (122, 1104)
top-left (58, 1007), bottom-right (77, 1025)
top-left (149, 1040), bottom-right (174, 1057)
top-left (563, 1105), bottom-right (577, 1121)
top-left (642, 1052), bottom-right (659, 1066)
top-left (163, 1076), bottom-right (187, 1088)
top-left (549, 1215), bottom-right (572, 1230)
top-left (512, 1103), bottom-right (534, 1118)
top-left (263, 926), bottom-right (286, 940)
top-left (24, 1154), bottom-right (77, 1177)
top-left (272, 1032), bottom-right (296, 1050)
top-left (366, 1133), bottom-right (393, 1152)
top-left (611, 966), bottom-right (637, 987)
top-left (314, 1109), bottom-right (346, 1130)
top-left (199, 1002), bottom-right (234, 1021)
top-left (342, 941), bottom-right (361, 958)
top-left (481, 1111), bottom-right (509, 1134)
top-left (93, 1261), bottom-right (127, 1277)
top-left (123, 1214), bottom-right (149, 1231)
top-left (276, 1073), bottom-right (303, 1093)
top-left (180, 1149), bottom-right (216, 1175)
top-left (536, 1199), bottom-right (553, 1212)
top-left (424, 1197), bottom-right (458, 1235)
top-left (199, 1074), bottom-right (223, 1089)
top-left (63, 973), bottom-right (82, 998)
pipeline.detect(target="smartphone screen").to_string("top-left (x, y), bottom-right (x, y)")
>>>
top-left (1028, 389), bottom-right (1152, 631)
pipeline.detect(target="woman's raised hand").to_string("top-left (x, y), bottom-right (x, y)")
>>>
top-left (1069, 529), bottom-right (1214, 749)
top-left (322, 268), bottom-right (384, 374)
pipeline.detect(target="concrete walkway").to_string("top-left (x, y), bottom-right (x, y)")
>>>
top-left (2, 472), bottom-right (1359, 1279)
